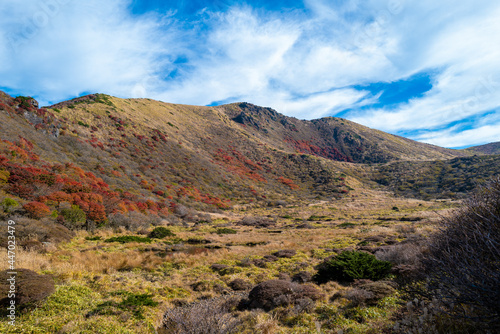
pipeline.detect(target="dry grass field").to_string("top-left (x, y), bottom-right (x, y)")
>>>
top-left (0, 186), bottom-right (458, 333)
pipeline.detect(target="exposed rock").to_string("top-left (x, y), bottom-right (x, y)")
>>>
top-left (272, 249), bottom-right (296, 258)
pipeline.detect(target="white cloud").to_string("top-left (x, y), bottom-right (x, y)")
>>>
top-left (337, 1), bottom-right (500, 146)
top-left (417, 123), bottom-right (500, 148)
top-left (0, 0), bottom-right (179, 105)
top-left (1, 0), bottom-right (500, 147)
top-left (155, 4), bottom-right (398, 108)
top-left (253, 88), bottom-right (372, 120)
top-left (154, 6), bottom-right (301, 105)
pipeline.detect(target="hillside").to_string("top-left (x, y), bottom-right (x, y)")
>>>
top-left (466, 141), bottom-right (500, 155)
top-left (0, 93), bottom-right (354, 219)
top-left (372, 155), bottom-right (500, 199)
top-left (0, 92), bottom-right (479, 220)
top-left (2, 91), bottom-right (499, 333)
top-left (220, 102), bottom-right (465, 163)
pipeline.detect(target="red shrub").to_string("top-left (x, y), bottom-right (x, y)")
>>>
top-left (23, 201), bottom-right (51, 219)
top-left (87, 202), bottom-right (106, 223)
top-left (278, 176), bottom-right (299, 190)
top-left (46, 191), bottom-right (73, 205)
top-left (284, 138), bottom-right (352, 162)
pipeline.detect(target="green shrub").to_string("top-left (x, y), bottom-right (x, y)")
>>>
top-left (1, 197), bottom-right (19, 212)
top-left (90, 292), bottom-right (158, 319)
top-left (148, 226), bottom-right (175, 239)
top-left (85, 236), bottom-right (102, 241)
top-left (337, 222), bottom-right (356, 228)
top-left (308, 215), bottom-right (327, 221)
top-left (60, 205), bottom-right (86, 225)
top-left (94, 94), bottom-right (114, 106)
top-left (215, 228), bottom-right (237, 235)
top-left (104, 236), bottom-right (152, 244)
top-left (314, 250), bottom-right (392, 283)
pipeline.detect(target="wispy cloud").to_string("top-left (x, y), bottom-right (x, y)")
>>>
top-left (345, 1), bottom-right (500, 145)
top-left (1, 0), bottom-right (499, 147)
top-left (0, 0), bottom-right (180, 105)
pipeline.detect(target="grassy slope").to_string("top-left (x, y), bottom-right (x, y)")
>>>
top-left (0, 92), bottom-right (495, 333)
top-left (465, 141), bottom-right (500, 155)
top-left (0, 94), bottom-right (354, 213)
top-left (372, 155), bottom-right (500, 199)
top-left (2, 91), bottom-right (493, 211)
top-left (48, 96), bottom-right (361, 203)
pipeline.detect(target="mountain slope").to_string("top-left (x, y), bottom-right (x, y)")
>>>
top-left (0, 93), bottom-right (352, 220)
top-left (220, 102), bottom-right (466, 163)
top-left (372, 154), bottom-right (500, 199)
top-left (466, 142), bottom-right (500, 155)
top-left (0, 91), bottom-right (485, 224)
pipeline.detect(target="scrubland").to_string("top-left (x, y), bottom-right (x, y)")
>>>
top-left (0, 187), bottom-right (462, 334)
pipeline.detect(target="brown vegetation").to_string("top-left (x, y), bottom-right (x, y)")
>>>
top-left (0, 269), bottom-right (55, 308)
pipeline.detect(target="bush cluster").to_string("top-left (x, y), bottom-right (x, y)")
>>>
top-left (314, 250), bottom-right (392, 284)
top-left (422, 177), bottom-right (500, 330)
top-left (163, 296), bottom-right (242, 334)
top-left (0, 269), bottom-right (55, 308)
top-left (148, 226), bottom-right (175, 239)
top-left (104, 235), bottom-right (152, 244)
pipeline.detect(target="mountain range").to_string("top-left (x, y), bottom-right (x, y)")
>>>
top-left (1, 91), bottom-right (498, 220)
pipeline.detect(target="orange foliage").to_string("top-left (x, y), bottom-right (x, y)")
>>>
top-left (278, 176), bottom-right (299, 190)
top-left (23, 201), bottom-right (51, 219)
top-left (214, 148), bottom-right (266, 183)
top-left (45, 191), bottom-right (73, 205)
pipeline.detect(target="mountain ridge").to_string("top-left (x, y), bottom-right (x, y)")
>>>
top-left (466, 141), bottom-right (500, 155)
top-left (218, 102), bottom-right (467, 163)
top-left (0, 91), bottom-right (495, 219)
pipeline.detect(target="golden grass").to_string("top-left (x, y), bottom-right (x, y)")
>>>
top-left (0, 191), bottom-right (457, 333)
top-left (0, 248), bottom-right (50, 272)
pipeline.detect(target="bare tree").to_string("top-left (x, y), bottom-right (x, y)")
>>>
top-left (423, 177), bottom-right (500, 330)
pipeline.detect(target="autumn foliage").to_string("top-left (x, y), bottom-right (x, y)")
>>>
top-left (277, 176), bottom-right (299, 190)
top-left (23, 201), bottom-right (51, 219)
top-left (0, 139), bottom-right (116, 223)
top-left (214, 148), bottom-right (267, 183)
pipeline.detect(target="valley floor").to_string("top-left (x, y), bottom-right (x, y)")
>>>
top-left (0, 189), bottom-right (458, 333)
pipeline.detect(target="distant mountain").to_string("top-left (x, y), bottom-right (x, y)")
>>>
top-left (0, 91), bottom-right (490, 226)
top-left (0, 93), bottom-right (352, 219)
top-left (220, 102), bottom-right (465, 163)
top-left (466, 142), bottom-right (500, 155)
top-left (372, 155), bottom-right (500, 200)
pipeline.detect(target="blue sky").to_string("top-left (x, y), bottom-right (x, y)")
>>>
top-left (1, 0), bottom-right (500, 148)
